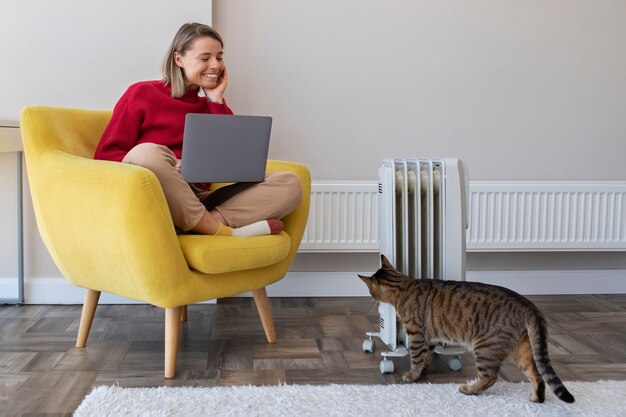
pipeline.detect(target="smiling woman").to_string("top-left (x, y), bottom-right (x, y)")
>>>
top-left (93, 22), bottom-right (303, 238)
top-left (174, 37), bottom-right (227, 103)
top-left (164, 23), bottom-right (227, 101)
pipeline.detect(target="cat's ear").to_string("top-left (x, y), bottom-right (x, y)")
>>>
top-left (380, 254), bottom-right (393, 269)
top-left (358, 274), bottom-right (371, 285)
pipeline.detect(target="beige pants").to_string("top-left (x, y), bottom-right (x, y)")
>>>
top-left (123, 143), bottom-right (303, 231)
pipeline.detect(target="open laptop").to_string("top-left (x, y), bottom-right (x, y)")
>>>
top-left (180, 113), bottom-right (272, 183)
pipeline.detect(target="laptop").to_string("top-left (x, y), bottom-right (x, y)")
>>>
top-left (180, 113), bottom-right (272, 183)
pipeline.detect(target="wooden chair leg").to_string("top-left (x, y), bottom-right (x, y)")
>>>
top-left (252, 287), bottom-right (277, 343)
top-left (164, 306), bottom-right (182, 379)
top-left (76, 289), bottom-right (100, 348)
top-left (180, 305), bottom-right (188, 322)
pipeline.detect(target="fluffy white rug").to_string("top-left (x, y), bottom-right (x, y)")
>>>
top-left (74, 380), bottom-right (626, 417)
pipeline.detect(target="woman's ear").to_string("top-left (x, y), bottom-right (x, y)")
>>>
top-left (173, 52), bottom-right (184, 68)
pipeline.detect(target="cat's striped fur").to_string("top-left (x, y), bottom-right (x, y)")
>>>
top-left (359, 255), bottom-right (575, 403)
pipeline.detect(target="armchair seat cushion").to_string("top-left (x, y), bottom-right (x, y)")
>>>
top-left (177, 232), bottom-right (291, 274)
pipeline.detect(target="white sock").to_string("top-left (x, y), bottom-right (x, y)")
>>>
top-left (232, 220), bottom-right (271, 237)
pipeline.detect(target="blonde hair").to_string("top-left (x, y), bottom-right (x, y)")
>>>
top-left (162, 23), bottom-right (224, 98)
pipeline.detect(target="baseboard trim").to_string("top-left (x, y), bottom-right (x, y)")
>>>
top-left (465, 269), bottom-right (626, 295)
top-left (1, 269), bottom-right (624, 304)
top-left (262, 272), bottom-right (372, 297)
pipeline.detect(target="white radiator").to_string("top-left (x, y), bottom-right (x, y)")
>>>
top-left (299, 181), bottom-right (626, 252)
top-left (468, 182), bottom-right (626, 251)
top-left (375, 158), bottom-right (468, 350)
top-left (300, 181), bottom-right (378, 252)
top-left (360, 158), bottom-right (468, 375)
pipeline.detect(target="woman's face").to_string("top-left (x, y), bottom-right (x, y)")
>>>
top-left (175, 36), bottom-right (224, 90)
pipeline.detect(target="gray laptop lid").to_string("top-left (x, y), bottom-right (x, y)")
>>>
top-left (180, 113), bottom-right (272, 183)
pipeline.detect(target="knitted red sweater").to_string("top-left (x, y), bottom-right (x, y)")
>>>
top-left (94, 80), bottom-right (233, 162)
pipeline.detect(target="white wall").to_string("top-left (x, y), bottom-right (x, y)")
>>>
top-left (0, 0), bottom-right (212, 300)
top-left (214, 0), bottom-right (626, 181)
top-left (0, 1), bottom-right (213, 119)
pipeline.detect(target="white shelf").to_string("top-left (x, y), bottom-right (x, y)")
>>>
top-left (0, 121), bottom-right (22, 153)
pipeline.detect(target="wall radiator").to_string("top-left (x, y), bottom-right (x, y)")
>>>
top-left (300, 181), bottom-right (626, 252)
top-left (362, 158), bottom-right (469, 374)
top-left (469, 182), bottom-right (626, 251)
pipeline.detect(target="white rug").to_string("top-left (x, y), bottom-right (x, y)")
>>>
top-left (75, 380), bottom-right (626, 417)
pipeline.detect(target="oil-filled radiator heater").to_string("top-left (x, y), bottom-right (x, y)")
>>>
top-left (363, 158), bottom-right (469, 374)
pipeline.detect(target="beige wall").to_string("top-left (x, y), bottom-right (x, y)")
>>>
top-left (0, 1), bottom-right (212, 120)
top-left (214, 0), bottom-right (626, 182)
top-left (214, 1), bottom-right (626, 274)
top-left (1, 1), bottom-right (624, 300)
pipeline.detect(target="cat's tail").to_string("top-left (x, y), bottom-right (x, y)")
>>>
top-left (526, 315), bottom-right (575, 403)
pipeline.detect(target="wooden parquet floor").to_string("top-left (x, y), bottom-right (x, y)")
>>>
top-left (1, 294), bottom-right (625, 416)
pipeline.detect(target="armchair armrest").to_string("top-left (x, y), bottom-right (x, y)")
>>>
top-left (33, 150), bottom-right (190, 302)
top-left (207, 160), bottom-right (310, 251)
top-left (266, 160), bottom-right (311, 261)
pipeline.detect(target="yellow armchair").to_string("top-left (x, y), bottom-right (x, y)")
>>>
top-left (20, 105), bottom-right (311, 378)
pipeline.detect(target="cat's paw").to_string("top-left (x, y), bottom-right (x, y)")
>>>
top-left (459, 384), bottom-right (477, 395)
top-left (402, 371), bottom-right (420, 383)
top-left (420, 365), bottom-right (429, 375)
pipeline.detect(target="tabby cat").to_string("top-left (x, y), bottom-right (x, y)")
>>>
top-left (359, 255), bottom-right (575, 403)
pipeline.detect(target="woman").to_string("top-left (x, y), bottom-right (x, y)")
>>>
top-left (94, 23), bottom-right (302, 236)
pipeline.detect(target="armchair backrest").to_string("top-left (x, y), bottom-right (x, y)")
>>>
top-left (20, 106), bottom-right (114, 248)
top-left (21, 106), bottom-right (110, 160)
top-left (20, 106), bottom-right (191, 296)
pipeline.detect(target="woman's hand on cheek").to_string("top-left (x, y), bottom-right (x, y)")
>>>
top-left (206, 66), bottom-right (228, 104)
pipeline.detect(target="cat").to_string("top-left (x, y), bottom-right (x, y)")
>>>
top-left (359, 254), bottom-right (575, 403)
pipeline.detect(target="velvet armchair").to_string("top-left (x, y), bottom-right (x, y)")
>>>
top-left (20, 105), bottom-right (310, 378)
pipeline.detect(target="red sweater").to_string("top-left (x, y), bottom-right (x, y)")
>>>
top-left (94, 80), bottom-right (233, 162)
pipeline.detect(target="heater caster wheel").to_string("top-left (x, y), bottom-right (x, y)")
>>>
top-left (362, 339), bottom-right (375, 353)
top-left (448, 356), bottom-right (463, 371)
top-left (380, 359), bottom-right (394, 374)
